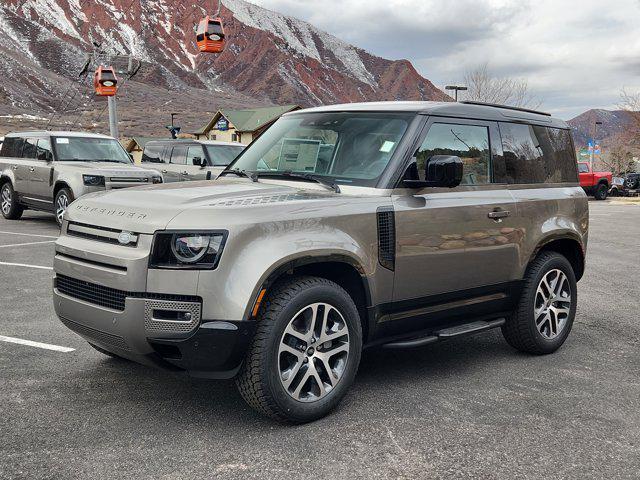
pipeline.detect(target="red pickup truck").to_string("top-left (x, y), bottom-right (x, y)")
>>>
top-left (578, 162), bottom-right (612, 200)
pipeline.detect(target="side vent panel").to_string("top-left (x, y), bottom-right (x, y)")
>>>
top-left (377, 208), bottom-right (396, 271)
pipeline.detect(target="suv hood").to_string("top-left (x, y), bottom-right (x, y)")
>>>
top-left (65, 179), bottom-right (334, 234)
top-left (56, 161), bottom-right (157, 176)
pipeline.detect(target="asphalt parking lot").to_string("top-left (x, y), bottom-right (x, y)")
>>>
top-left (1, 201), bottom-right (639, 480)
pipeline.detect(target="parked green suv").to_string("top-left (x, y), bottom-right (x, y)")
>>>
top-left (53, 102), bottom-right (588, 422)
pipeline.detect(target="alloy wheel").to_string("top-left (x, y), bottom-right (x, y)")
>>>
top-left (534, 269), bottom-right (572, 340)
top-left (56, 193), bottom-right (69, 223)
top-left (278, 302), bottom-right (350, 402)
top-left (1, 185), bottom-right (11, 215)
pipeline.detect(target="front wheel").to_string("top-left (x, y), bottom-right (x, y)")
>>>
top-left (502, 251), bottom-right (577, 355)
top-left (1, 182), bottom-right (24, 220)
top-left (594, 183), bottom-right (608, 200)
top-left (236, 276), bottom-right (363, 423)
top-left (54, 187), bottom-right (73, 226)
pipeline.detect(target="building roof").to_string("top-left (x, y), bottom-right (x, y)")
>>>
top-left (193, 105), bottom-right (300, 135)
top-left (294, 101), bottom-right (568, 128)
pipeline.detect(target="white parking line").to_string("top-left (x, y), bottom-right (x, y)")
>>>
top-left (0, 240), bottom-right (56, 248)
top-left (0, 335), bottom-right (75, 353)
top-left (0, 261), bottom-right (53, 270)
top-left (0, 230), bottom-right (58, 239)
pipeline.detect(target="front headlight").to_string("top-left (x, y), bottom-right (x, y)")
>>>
top-left (83, 175), bottom-right (105, 186)
top-left (150, 231), bottom-right (227, 269)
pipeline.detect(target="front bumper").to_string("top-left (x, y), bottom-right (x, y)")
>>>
top-left (53, 276), bottom-right (255, 379)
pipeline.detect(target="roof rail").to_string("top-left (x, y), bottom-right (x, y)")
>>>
top-left (459, 101), bottom-right (551, 117)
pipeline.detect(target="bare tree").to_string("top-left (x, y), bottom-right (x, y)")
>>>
top-left (619, 88), bottom-right (640, 147)
top-left (462, 63), bottom-right (541, 109)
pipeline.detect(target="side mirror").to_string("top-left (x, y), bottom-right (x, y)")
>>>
top-left (403, 155), bottom-right (463, 189)
top-left (193, 156), bottom-right (204, 168)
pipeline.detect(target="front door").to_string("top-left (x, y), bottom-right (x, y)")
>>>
top-left (30, 138), bottom-right (55, 205)
top-left (184, 145), bottom-right (209, 181)
top-left (387, 117), bottom-right (520, 336)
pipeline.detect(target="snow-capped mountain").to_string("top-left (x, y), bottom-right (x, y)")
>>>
top-left (0, 0), bottom-right (448, 136)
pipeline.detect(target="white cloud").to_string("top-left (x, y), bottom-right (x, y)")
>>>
top-left (249, 0), bottom-right (640, 118)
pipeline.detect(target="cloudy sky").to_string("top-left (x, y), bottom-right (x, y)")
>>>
top-left (251, 0), bottom-right (640, 119)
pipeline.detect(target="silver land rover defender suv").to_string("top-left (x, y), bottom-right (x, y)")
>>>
top-left (53, 102), bottom-right (588, 423)
top-left (0, 131), bottom-right (163, 225)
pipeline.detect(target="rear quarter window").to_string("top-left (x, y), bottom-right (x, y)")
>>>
top-left (498, 123), bottom-right (578, 184)
top-left (142, 145), bottom-right (165, 163)
top-left (0, 137), bottom-right (24, 158)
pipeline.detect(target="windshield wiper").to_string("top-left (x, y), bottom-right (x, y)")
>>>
top-left (257, 171), bottom-right (340, 193)
top-left (219, 169), bottom-right (259, 182)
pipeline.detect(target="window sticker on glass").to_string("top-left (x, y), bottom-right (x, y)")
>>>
top-left (380, 141), bottom-right (395, 153)
top-left (56, 138), bottom-right (70, 144)
top-left (277, 139), bottom-right (321, 172)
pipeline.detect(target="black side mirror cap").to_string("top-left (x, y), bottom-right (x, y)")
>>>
top-left (403, 155), bottom-right (463, 189)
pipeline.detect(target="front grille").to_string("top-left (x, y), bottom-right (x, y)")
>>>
top-left (67, 222), bottom-right (138, 247)
top-left (59, 316), bottom-right (130, 351)
top-left (55, 275), bottom-right (201, 312)
top-left (109, 177), bottom-right (149, 183)
top-left (57, 275), bottom-right (126, 311)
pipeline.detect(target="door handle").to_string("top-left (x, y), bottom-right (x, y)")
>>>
top-left (29, 167), bottom-right (35, 172)
top-left (182, 171), bottom-right (189, 175)
top-left (161, 169), bottom-right (168, 174)
top-left (488, 210), bottom-right (511, 220)
top-left (12, 165), bottom-right (18, 170)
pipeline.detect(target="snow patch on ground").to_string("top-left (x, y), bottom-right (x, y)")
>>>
top-left (22, 0), bottom-right (82, 40)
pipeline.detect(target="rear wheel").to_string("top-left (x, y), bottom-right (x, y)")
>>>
top-left (502, 251), bottom-right (577, 355)
top-left (236, 276), bottom-right (363, 423)
top-left (1, 182), bottom-right (24, 220)
top-left (594, 183), bottom-right (608, 200)
top-left (54, 187), bottom-right (73, 226)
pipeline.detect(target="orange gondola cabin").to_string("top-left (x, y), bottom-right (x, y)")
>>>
top-left (93, 66), bottom-right (118, 97)
top-left (196, 16), bottom-right (226, 53)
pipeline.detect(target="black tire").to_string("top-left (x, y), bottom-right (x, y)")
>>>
top-left (594, 183), bottom-right (608, 200)
top-left (236, 276), bottom-right (363, 423)
top-left (54, 187), bottom-right (73, 226)
top-left (88, 342), bottom-right (128, 360)
top-left (626, 177), bottom-right (639, 190)
top-left (1, 182), bottom-right (24, 220)
top-left (502, 251), bottom-right (577, 355)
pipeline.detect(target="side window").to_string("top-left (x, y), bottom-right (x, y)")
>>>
top-left (0, 137), bottom-right (24, 157)
top-left (417, 123), bottom-right (491, 185)
top-left (170, 146), bottom-right (187, 165)
top-left (534, 126), bottom-right (579, 183)
top-left (142, 145), bottom-right (164, 163)
top-left (499, 123), bottom-right (578, 184)
top-left (186, 146), bottom-right (205, 166)
top-left (498, 123), bottom-right (543, 184)
top-left (578, 163), bottom-right (589, 173)
top-left (22, 138), bottom-right (38, 159)
top-left (36, 139), bottom-right (52, 161)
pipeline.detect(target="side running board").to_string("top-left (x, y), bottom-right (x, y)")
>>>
top-left (383, 318), bottom-right (506, 349)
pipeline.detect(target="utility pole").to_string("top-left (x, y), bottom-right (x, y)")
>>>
top-left (445, 85), bottom-right (468, 102)
top-left (589, 120), bottom-right (603, 172)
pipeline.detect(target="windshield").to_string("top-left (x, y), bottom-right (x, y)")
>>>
top-left (228, 112), bottom-right (414, 187)
top-left (205, 145), bottom-right (245, 167)
top-left (53, 137), bottom-right (132, 163)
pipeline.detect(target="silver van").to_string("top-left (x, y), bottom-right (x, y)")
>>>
top-left (0, 131), bottom-right (162, 225)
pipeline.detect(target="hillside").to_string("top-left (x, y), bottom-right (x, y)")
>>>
top-left (567, 109), bottom-right (635, 148)
top-left (0, 0), bottom-right (448, 137)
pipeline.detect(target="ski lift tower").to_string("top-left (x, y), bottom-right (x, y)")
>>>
top-left (103, 55), bottom-right (141, 139)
